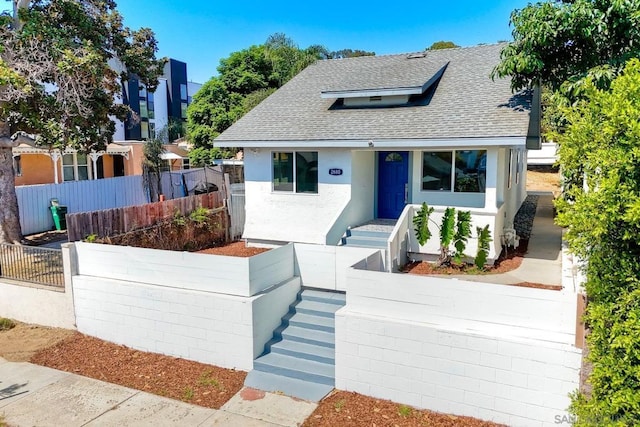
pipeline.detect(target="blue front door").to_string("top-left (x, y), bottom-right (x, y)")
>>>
top-left (377, 151), bottom-right (409, 219)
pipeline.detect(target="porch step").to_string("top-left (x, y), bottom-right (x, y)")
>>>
top-left (349, 229), bottom-right (392, 239)
top-left (244, 370), bottom-right (334, 402)
top-left (293, 300), bottom-right (343, 319)
top-left (269, 340), bottom-right (335, 364)
top-left (245, 288), bottom-right (345, 402)
top-left (344, 235), bottom-right (389, 249)
top-left (253, 352), bottom-right (334, 385)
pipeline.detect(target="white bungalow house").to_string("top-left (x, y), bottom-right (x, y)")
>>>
top-left (215, 43), bottom-right (540, 266)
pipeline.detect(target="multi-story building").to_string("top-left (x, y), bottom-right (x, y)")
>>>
top-left (13, 58), bottom-right (202, 185)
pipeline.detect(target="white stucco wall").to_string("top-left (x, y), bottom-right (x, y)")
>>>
top-left (0, 244), bottom-right (76, 329)
top-left (244, 148), bottom-right (355, 245)
top-left (325, 150), bottom-right (375, 244)
top-left (152, 78), bottom-right (169, 140)
top-left (499, 148), bottom-right (528, 230)
top-left (293, 244), bottom-right (380, 291)
top-left (336, 267), bottom-right (582, 426)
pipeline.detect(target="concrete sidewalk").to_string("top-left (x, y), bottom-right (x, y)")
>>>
top-left (0, 357), bottom-right (316, 427)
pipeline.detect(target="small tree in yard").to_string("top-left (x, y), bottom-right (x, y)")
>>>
top-left (0, 0), bottom-right (164, 243)
top-left (142, 136), bottom-right (165, 202)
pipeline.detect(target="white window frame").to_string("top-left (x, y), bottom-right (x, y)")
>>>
top-left (271, 151), bottom-right (319, 194)
top-left (421, 149), bottom-right (487, 194)
top-left (62, 153), bottom-right (92, 181)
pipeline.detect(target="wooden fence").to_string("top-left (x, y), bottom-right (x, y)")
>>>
top-left (66, 192), bottom-right (224, 242)
top-left (17, 175), bottom-right (147, 235)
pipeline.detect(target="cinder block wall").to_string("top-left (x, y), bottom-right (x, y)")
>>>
top-left (71, 242), bottom-right (300, 371)
top-left (336, 268), bottom-right (582, 427)
top-left (336, 312), bottom-right (581, 427)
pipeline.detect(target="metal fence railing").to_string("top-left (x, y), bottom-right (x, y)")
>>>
top-left (0, 243), bottom-right (64, 288)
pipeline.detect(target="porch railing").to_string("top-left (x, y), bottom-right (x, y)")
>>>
top-left (0, 243), bottom-right (64, 288)
top-left (386, 204), bottom-right (415, 272)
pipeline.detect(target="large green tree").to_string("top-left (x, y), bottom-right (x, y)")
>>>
top-left (492, 0), bottom-right (640, 93)
top-left (0, 0), bottom-right (164, 243)
top-left (557, 59), bottom-right (640, 426)
top-left (495, 1), bottom-right (640, 423)
top-left (426, 41), bottom-right (459, 50)
top-left (186, 33), bottom-right (333, 166)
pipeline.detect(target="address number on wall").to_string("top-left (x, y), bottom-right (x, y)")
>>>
top-left (329, 168), bottom-right (343, 176)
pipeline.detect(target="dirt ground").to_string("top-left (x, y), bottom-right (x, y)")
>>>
top-left (196, 240), bottom-right (270, 257)
top-left (32, 333), bottom-right (246, 409)
top-left (0, 321), bottom-right (74, 362)
top-left (527, 165), bottom-right (561, 193)
top-left (304, 391), bottom-right (504, 427)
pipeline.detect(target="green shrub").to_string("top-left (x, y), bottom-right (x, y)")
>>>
top-left (413, 203), bottom-right (434, 246)
top-left (0, 318), bottom-right (16, 331)
top-left (453, 210), bottom-right (472, 264)
top-left (438, 207), bottom-right (456, 265)
top-left (474, 225), bottom-right (492, 270)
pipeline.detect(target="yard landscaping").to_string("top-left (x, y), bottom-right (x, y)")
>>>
top-left (403, 195), bottom-right (539, 277)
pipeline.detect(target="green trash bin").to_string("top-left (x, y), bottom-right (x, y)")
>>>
top-left (50, 198), bottom-right (68, 231)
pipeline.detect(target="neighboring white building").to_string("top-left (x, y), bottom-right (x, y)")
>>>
top-left (215, 44), bottom-right (540, 260)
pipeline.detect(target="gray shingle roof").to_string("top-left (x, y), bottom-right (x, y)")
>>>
top-left (216, 43), bottom-right (532, 144)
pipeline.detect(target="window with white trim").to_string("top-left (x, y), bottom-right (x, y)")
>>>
top-left (272, 152), bottom-right (318, 193)
top-left (63, 153), bottom-right (90, 181)
top-left (422, 150), bottom-right (486, 193)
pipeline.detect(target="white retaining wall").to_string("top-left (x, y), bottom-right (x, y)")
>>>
top-left (293, 244), bottom-right (380, 291)
top-left (73, 275), bottom-right (300, 371)
top-left (75, 242), bottom-right (294, 297)
top-left (0, 244), bottom-right (76, 329)
top-left (72, 242), bottom-right (300, 371)
top-left (336, 268), bottom-right (582, 427)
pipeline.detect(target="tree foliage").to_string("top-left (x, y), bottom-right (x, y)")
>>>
top-left (555, 59), bottom-right (640, 424)
top-left (0, 0), bottom-right (164, 243)
top-left (492, 0), bottom-right (640, 94)
top-left (426, 41), bottom-right (459, 51)
top-left (186, 33), bottom-right (374, 159)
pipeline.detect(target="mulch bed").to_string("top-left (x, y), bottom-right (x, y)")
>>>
top-left (197, 241), bottom-right (270, 257)
top-left (304, 391), bottom-right (504, 427)
top-left (403, 239), bottom-right (529, 276)
top-left (31, 333), bottom-right (246, 409)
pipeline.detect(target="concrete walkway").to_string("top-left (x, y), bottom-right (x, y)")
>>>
top-left (446, 193), bottom-right (563, 286)
top-left (0, 357), bottom-right (316, 427)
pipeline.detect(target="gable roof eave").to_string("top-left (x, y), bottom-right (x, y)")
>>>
top-left (214, 136), bottom-right (528, 150)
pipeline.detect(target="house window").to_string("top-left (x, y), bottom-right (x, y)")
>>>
top-left (183, 158), bottom-right (190, 170)
top-left (272, 151), bottom-right (318, 193)
top-left (149, 122), bottom-right (156, 140)
top-left (63, 153), bottom-right (90, 181)
top-left (181, 102), bottom-right (188, 119)
top-left (385, 153), bottom-right (403, 162)
top-left (180, 83), bottom-right (188, 101)
top-left (13, 155), bottom-right (21, 177)
top-left (422, 150), bottom-right (486, 193)
top-left (141, 122), bottom-right (149, 140)
top-left (147, 92), bottom-right (155, 119)
top-left (140, 100), bottom-right (148, 119)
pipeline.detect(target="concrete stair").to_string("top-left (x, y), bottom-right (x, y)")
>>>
top-left (344, 229), bottom-right (391, 249)
top-left (244, 288), bottom-right (346, 402)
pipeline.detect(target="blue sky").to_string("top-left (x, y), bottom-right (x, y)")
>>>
top-left (124, 1), bottom-right (530, 84)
